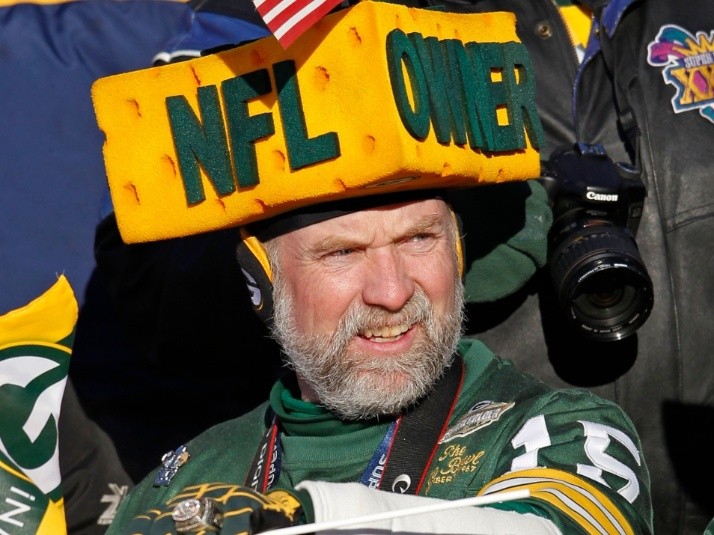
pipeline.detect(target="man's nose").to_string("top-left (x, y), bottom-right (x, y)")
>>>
top-left (361, 247), bottom-right (415, 311)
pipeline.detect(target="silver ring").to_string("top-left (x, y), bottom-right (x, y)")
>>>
top-left (172, 497), bottom-right (224, 533)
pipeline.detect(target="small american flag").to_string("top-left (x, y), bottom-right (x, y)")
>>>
top-left (253, 0), bottom-right (344, 48)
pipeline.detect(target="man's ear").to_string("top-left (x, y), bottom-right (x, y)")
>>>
top-left (236, 228), bottom-right (274, 327)
top-left (450, 209), bottom-right (466, 280)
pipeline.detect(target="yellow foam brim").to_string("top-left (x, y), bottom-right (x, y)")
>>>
top-left (93, 0), bottom-right (544, 243)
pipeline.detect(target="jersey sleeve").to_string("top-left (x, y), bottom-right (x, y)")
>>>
top-left (479, 389), bottom-right (653, 534)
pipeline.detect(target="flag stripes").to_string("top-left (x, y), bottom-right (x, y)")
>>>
top-left (253, 0), bottom-right (343, 48)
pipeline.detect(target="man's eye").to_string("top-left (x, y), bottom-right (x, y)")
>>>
top-left (327, 248), bottom-right (354, 258)
top-left (408, 233), bottom-right (434, 244)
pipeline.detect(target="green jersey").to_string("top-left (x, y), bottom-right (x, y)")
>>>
top-left (109, 338), bottom-right (653, 534)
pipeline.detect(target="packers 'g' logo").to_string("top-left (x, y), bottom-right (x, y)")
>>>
top-left (0, 343), bottom-right (69, 498)
top-left (241, 268), bottom-right (263, 309)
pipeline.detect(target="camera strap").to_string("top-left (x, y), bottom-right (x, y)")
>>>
top-left (377, 356), bottom-right (464, 494)
top-left (594, 0), bottom-right (642, 169)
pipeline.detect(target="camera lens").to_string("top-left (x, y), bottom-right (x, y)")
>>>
top-left (549, 222), bottom-right (654, 341)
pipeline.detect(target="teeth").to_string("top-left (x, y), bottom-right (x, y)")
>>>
top-left (362, 324), bottom-right (410, 341)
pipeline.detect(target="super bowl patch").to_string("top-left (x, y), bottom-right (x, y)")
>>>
top-left (647, 24), bottom-right (714, 123)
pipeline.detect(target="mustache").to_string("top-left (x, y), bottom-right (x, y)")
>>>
top-left (334, 289), bottom-right (433, 342)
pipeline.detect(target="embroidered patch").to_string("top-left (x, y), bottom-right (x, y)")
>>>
top-left (440, 400), bottom-right (514, 443)
top-left (647, 24), bottom-right (714, 123)
top-left (424, 444), bottom-right (485, 493)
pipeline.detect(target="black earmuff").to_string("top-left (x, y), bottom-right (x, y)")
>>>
top-left (235, 228), bottom-right (275, 326)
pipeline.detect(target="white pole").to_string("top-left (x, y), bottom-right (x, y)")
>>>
top-left (267, 489), bottom-right (531, 535)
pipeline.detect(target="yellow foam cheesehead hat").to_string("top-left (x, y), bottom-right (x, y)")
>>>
top-left (92, 0), bottom-right (545, 245)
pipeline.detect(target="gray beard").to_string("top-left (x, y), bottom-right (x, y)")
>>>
top-left (270, 276), bottom-right (465, 420)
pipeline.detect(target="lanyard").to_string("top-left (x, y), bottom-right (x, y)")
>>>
top-left (246, 355), bottom-right (464, 495)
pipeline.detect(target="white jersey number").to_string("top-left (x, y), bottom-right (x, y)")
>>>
top-left (510, 415), bottom-right (641, 503)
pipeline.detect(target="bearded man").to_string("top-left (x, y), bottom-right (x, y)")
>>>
top-left (107, 192), bottom-right (653, 535)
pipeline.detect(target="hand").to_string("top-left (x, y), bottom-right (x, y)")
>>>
top-left (125, 484), bottom-right (308, 534)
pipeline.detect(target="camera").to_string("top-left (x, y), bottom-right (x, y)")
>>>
top-left (539, 143), bottom-right (654, 342)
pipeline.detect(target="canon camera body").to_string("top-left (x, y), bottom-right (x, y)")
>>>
top-left (539, 143), bottom-right (654, 342)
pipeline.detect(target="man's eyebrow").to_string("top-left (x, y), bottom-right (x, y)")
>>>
top-left (309, 235), bottom-right (360, 256)
top-left (406, 213), bottom-right (444, 234)
top-left (309, 213), bottom-right (444, 256)
top-left (307, 211), bottom-right (447, 255)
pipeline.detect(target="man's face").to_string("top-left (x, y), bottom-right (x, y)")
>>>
top-left (269, 198), bottom-right (464, 420)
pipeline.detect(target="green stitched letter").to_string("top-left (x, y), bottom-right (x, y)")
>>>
top-left (167, 86), bottom-right (235, 205)
top-left (467, 42), bottom-right (519, 151)
top-left (273, 60), bottom-right (340, 170)
top-left (222, 69), bottom-right (275, 187)
top-left (502, 41), bottom-right (544, 150)
top-left (466, 42), bottom-right (544, 151)
top-left (408, 34), bottom-right (467, 145)
top-left (386, 29), bottom-right (430, 140)
top-left (454, 42), bottom-right (494, 151)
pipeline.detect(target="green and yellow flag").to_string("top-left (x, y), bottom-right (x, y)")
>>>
top-left (0, 275), bottom-right (77, 534)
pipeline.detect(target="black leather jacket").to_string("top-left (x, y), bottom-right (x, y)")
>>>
top-left (437, 0), bottom-right (713, 533)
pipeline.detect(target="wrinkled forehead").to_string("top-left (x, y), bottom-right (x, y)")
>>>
top-left (281, 197), bottom-right (453, 243)
top-left (249, 189), bottom-right (448, 242)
